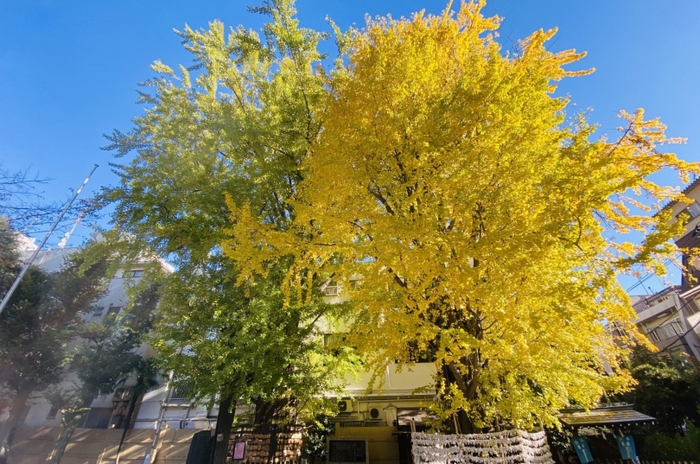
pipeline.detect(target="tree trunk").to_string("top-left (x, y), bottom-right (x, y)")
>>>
top-left (210, 395), bottom-right (236, 464)
top-left (45, 400), bottom-right (90, 464)
top-left (455, 410), bottom-right (474, 435)
top-left (253, 397), bottom-right (288, 427)
top-left (0, 387), bottom-right (32, 464)
top-left (45, 421), bottom-right (79, 464)
top-left (432, 302), bottom-right (485, 434)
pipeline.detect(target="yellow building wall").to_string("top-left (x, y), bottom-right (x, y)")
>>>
top-left (333, 426), bottom-right (398, 464)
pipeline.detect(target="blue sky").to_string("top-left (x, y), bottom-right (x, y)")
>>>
top-left (1, 0), bottom-right (699, 293)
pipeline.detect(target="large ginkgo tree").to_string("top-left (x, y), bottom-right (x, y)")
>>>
top-left (225, 0), bottom-right (698, 432)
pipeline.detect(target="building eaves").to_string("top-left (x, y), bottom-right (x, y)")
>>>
top-left (657, 176), bottom-right (700, 216)
top-left (559, 404), bottom-right (655, 428)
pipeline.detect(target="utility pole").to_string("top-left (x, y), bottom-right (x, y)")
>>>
top-left (0, 164), bottom-right (98, 317)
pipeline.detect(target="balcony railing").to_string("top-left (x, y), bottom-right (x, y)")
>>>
top-left (648, 320), bottom-right (684, 342)
top-left (323, 284), bottom-right (339, 296)
top-left (169, 384), bottom-right (192, 403)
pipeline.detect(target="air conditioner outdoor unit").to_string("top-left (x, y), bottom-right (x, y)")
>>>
top-left (338, 400), bottom-right (353, 413)
top-left (180, 420), bottom-right (196, 429)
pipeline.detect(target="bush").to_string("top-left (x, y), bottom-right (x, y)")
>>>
top-left (641, 423), bottom-right (700, 460)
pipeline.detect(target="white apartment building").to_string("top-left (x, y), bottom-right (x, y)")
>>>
top-left (630, 177), bottom-right (700, 361)
top-left (7, 237), bottom-right (192, 432)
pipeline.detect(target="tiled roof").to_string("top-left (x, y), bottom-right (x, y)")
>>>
top-left (659, 176), bottom-right (700, 213)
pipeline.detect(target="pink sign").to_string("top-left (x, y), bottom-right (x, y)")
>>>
top-left (233, 441), bottom-right (247, 460)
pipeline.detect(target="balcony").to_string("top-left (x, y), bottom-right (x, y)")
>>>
top-left (322, 281), bottom-right (339, 296)
top-left (647, 320), bottom-right (684, 342)
top-left (635, 294), bottom-right (678, 323)
top-left (168, 384), bottom-right (193, 404)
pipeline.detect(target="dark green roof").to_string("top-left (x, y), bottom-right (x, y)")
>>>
top-left (559, 405), bottom-right (655, 428)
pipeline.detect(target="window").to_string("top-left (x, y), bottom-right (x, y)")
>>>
top-left (92, 307), bottom-right (104, 316)
top-left (131, 270), bottom-right (143, 278)
top-left (610, 321), bottom-right (627, 338)
top-left (112, 387), bottom-right (133, 401)
top-left (323, 281), bottom-right (339, 296)
top-left (677, 202), bottom-right (700, 221)
top-left (46, 406), bottom-right (59, 421)
top-left (107, 306), bottom-right (121, 316)
top-left (324, 333), bottom-right (356, 357)
top-left (83, 407), bottom-right (113, 429)
top-left (648, 319), bottom-right (684, 342)
top-left (690, 298), bottom-right (700, 315)
top-left (688, 202), bottom-right (700, 218)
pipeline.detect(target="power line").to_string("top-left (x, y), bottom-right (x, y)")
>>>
top-left (626, 272), bottom-right (655, 293)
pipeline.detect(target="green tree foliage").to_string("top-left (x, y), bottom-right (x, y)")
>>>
top-left (0, 218), bottom-right (19, 290)
top-left (642, 423), bottom-right (700, 460)
top-left (45, 281), bottom-right (161, 464)
top-left (96, 2), bottom-right (355, 461)
top-left (301, 414), bottom-right (333, 464)
top-left (622, 345), bottom-right (700, 436)
top-left (0, 219), bottom-right (107, 464)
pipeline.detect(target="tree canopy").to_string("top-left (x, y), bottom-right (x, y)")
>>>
top-left (225, 1), bottom-right (700, 431)
top-left (97, 0), bottom-right (356, 436)
top-left (0, 218), bottom-right (108, 400)
top-left (0, 219), bottom-right (107, 464)
top-left (622, 346), bottom-right (700, 436)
